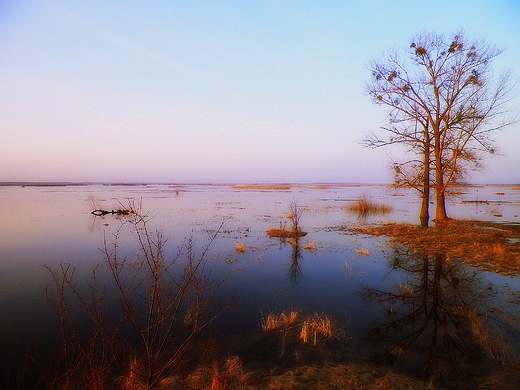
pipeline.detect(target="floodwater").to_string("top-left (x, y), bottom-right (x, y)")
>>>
top-left (1, 184), bottom-right (520, 388)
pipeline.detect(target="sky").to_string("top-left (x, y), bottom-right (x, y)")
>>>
top-left (1, 0), bottom-right (519, 184)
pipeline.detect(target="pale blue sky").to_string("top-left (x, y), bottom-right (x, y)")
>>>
top-left (1, 0), bottom-right (519, 184)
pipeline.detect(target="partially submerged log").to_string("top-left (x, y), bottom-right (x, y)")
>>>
top-left (91, 208), bottom-right (130, 216)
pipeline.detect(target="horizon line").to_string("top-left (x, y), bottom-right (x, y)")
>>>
top-left (1, 181), bottom-right (519, 187)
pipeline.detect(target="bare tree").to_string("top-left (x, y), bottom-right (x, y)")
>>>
top-left (366, 31), bottom-right (516, 225)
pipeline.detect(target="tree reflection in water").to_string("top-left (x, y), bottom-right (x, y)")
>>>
top-left (271, 236), bottom-right (305, 286)
top-left (288, 238), bottom-right (304, 285)
top-left (361, 246), bottom-right (520, 388)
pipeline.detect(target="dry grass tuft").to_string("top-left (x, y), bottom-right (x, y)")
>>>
top-left (299, 312), bottom-right (334, 345)
top-left (267, 201), bottom-right (307, 240)
top-left (266, 229), bottom-right (307, 239)
top-left (304, 241), bottom-right (318, 251)
top-left (210, 356), bottom-right (244, 390)
top-left (347, 195), bottom-right (392, 217)
top-left (355, 248), bottom-right (370, 256)
top-left (234, 242), bottom-right (246, 254)
top-left (261, 311), bottom-right (299, 332)
top-left (117, 356), bottom-right (144, 390)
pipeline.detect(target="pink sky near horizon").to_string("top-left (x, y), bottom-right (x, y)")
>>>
top-left (1, 1), bottom-right (519, 185)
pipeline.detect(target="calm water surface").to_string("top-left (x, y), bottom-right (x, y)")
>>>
top-left (1, 184), bottom-right (519, 386)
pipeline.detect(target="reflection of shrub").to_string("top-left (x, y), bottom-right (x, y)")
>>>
top-left (46, 202), bottom-right (233, 389)
top-left (347, 195), bottom-right (392, 217)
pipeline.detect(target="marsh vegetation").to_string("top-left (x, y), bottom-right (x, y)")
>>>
top-left (347, 195), bottom-right (392, 218)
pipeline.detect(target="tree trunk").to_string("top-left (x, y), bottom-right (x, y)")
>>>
top-left (434, 165), bottom-right (448, 224)
top-left (420, 191), bottom-right (430, 227)
top-left (433, 125), bottom-right (448, 225)
top-left (419, 140), bottom-right (430, 227)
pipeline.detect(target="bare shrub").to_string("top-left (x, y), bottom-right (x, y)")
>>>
top-left (46, 201), bottom-right (234, 389)
top-left (266, 201), bottom-right (307, 241)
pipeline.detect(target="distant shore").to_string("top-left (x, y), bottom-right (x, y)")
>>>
top-left (1, 182), bottom-right (519, 188)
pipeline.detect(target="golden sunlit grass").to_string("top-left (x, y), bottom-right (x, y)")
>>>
top-left (266, 228), bottom-right (307, 239)
top-left (261, 310), bottom-right (337, 347)
top-left (299, 312), bottom-right (334, 345)
top-left (117, 356), bottom-right (142, 390)
top-left (261, 311), bottom-right (299, 332)
top-left (355, 248), bottom-right (370, 255)
top-left (350, 220), bottom-right (520, 275)
top-left (234, 242), bottom-right (246, 254)
top-left (347, 195), bottom-right (392, 217)
top-left (304, 241), bottom-right (318, 251)
top-left (267, 201), bottom-right (307, 240)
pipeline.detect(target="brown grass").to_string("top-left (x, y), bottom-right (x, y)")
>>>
top-left (299, 312), bottom-right (334, 345)
top-left (351, 220), bottom-right (520, 275)
top-left (266, 228), bottom-right (307, 239)
top-left (304, 241), bottom-right (318, 251)
top-left (261, 310), bottom-right (337, 347)
top-left (347, 195), bottom-right (392, 217)
top-left (261, 311), bottom-right (299, 332)
top-left (234, 242), bottom-right (246, 254)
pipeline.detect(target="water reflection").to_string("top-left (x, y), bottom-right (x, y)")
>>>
top-left (361, 247), bottom-right (519, 388)
top-left (270, 236), bottom-right (305, 285)
top-left (288, 239), bottom-right (304, 285)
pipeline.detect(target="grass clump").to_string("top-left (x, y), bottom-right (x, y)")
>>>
top-left (299, 312), bottom-right (334, 345)
top-left (261, 310), bottom-right (337, 347)
top-left (267, 201), bottom-right (307, 240)
top-left (347, 195), bottom-right (392, 217)
top-left (261, 311), bottom-right (299, 332)
top-left (266, 228), bottom-right (307, 239)
top-left (234, 242), bottom-right (246, 254)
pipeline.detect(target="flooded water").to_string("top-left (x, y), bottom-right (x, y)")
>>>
top-left (1, 184), bottom-right (520, 388)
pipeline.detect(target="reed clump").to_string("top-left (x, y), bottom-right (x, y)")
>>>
top-left (261, 311), bottom-right (299, 332)
top-left (299, 312), bottom-right (334, 345)
top-left (347, 195), bottom-right (392, 217)
top-left (261, 310), bottom-right (337, 345)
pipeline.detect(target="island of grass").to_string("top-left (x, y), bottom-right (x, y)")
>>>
top-left (350, 219), bottom-right (520, 276)
top-left (266, 228), bottom-right (307, 239)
